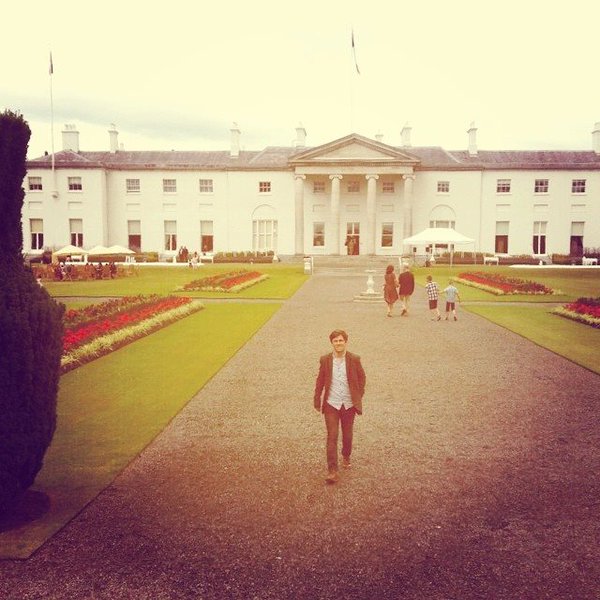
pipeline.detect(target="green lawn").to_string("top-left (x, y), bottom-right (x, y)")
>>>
top-left (464, 304), bottom-right (600, 374)
top-left (0, 302), bottom-right (280, 559)
top-left (45, 264), bottom-right (308, 299)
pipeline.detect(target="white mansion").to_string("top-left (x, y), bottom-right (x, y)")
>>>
top-left (23, 123), bottom-right (600, 258)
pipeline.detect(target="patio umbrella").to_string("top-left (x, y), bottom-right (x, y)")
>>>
top-left (87, 245), bottom-right (111, 256)
top-left (105, 245), bottom-right (135, 255)
top-left (53, 244), bottom-right (89, 256)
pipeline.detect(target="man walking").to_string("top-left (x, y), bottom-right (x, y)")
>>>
top-left (398, 264), bottom-right (415, 316)
top-left (314, 330), bottom-right (366, 484)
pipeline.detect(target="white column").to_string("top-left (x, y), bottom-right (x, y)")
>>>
top-left (365, 174), bottom-right (379, 255)
top-left (329, 175), bottom-right (342, 254)
top-left (402, 174), bottom-right (415, 240)
top-left (294, 174), bottom-right (306, 254)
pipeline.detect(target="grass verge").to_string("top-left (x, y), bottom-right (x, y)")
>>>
top-left (44, 264), bottom-right (308, 299)
top-left (0, 302), bottom-right (280, 559)
top-left (463, 303), bottom-right (600, 374)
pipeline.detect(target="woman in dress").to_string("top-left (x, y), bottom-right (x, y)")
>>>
top-left (383, 264), bottom-right (399, 317)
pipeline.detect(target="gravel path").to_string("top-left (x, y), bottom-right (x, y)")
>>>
top-left (1, 273), bottom-right (599, 599)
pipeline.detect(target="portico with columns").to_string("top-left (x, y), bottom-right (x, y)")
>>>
top-left (289, 133), bottom-right (419, 255)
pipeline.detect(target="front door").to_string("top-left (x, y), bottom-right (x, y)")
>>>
top-left (346, 222), bottom-right (360, 255)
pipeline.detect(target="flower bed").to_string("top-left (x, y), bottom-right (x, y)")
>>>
top-left (61, 295), bottom-right (204, 373)
top-left (553, 297), bottom-right (600, 328)
top-left (181, 270), bottom-right (268, 292)
top-left (63, 295), bottom-right (162, 329)
top-left (454, 272), bottom-right (555, 295)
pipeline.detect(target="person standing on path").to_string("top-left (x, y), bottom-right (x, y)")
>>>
top-left (314, 330), bottom-right (366, 484)
top-left (425, 275), bottom-right (441, 321)
top-left (443, 280), bottom-right (461, 321)
top-left (383, 264), bottom-right (399, 317)
top-left (398, 264), bottom-right (415, 316)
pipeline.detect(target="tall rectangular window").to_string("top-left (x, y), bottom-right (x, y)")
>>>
top-left (570, 221), bottom-right (584, 255)
top-left (200, 220), bottom-right (214, 252)
top-left (382, 181), bottom-right (395, 193)
top-left (28, 176), bottom-right (43, 191)
top-left (437, 181), bottom-right (450, 193)
top-left (495, 221), bottom-right (509, 254)
top-left (199, 179), bottom-right (213, 193)
top-left (313, 181), bottom-right (325, 193)
top-left (259, 181), bottom-right (271, 193)
top-left (30, 219), bottom-right (44, 250)
top-left (571, 179), bottom-right (586, 193)
top-left (313, 222), bottom-right (325, 247)
top-left (534, 179), bottom-right (549, 193)
top-left (164, 220), bottom-right (177, 250)
top-left (128, 220), bottom-right (141, 252)
top-left (252, 220), bottom-right (277, 252)
top-left (381, 223), bottom-right (393, 247)
top-left (163, 179), bottom-right (177, 193)
top-left (69, 219), bottom-right (83, 247)
top-left (126, 178), bottom-right (140, 193)
top-left (496, 179), bottom-right (511, 193)
top-left (68, 176), bottom-right (83, 191)
top-left (347, 181), bottom-right (360, 193)
top-left (533, 221), bottom-right (547, 254)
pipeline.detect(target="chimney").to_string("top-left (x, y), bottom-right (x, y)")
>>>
top-left (401, 123), bottom-right (412, 147)
top-left (295, 123), bottom-right (307, 147)
top-left (108, 123), bottom-right (119, 153)
top-left (467, 122), bottom-right (478, 156)
top-left (230, 122), bottom-right (241, 157)
top-left (593, 122), bottom-right (600, 155)
top-left (375, 131), bottom-right (384, 142)
top-left (62, 124), bottom-right (80, 152)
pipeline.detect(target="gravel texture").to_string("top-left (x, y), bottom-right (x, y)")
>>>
top-left (0, 272), bottom-right (599, 599)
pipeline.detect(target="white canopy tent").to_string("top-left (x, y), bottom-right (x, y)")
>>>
top-left (403, 228), bottom-right (476, 267)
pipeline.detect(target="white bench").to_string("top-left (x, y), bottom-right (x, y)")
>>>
top-left (483, 256), bottom-right (499, 265)
top-left (200, 253), bottom-right (214, 263)
top-left (582, 256), bottom-right (598, 266)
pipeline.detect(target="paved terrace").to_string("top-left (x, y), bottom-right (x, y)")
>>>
top-left (0, 270), bottom-right (599, 599)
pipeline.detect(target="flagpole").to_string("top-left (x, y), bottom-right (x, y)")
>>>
top-left (49, 51), bottom-right (58, 198)
top-left (350, 27), bottom-right (361, 133)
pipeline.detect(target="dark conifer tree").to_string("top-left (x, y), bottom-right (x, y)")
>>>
top-left (0, 110), bottom-right (64, 514)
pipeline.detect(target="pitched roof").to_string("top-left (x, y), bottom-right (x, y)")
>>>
top-left (27, 148), bottom-right (299, 171)
top-left (27, 144), bottom-right (600, 171)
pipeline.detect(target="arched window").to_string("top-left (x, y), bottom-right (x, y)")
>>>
top-left (429, 204), bottom-right (456, 229)
top-left (252, 204), bottom-right (278, 252)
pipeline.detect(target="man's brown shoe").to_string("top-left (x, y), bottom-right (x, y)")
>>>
top-left (325, 471), bottom-right (339, 484)
top-left (342, 457), bottom-right (351, 469)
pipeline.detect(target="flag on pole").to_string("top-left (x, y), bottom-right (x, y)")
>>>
top-left (351, 29), bottom-right (360, 75)
top-left (49, 52), bottom-right (54, 75)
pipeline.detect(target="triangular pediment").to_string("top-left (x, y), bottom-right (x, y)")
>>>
top-left (289, 133), bottom-right (419, 165)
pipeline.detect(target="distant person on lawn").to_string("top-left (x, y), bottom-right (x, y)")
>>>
top-left (398, 264), bottom-right (415, 316)
top-left (314, 329), bottom-right (366, 484)
top-left (425, 275), bottom-right (441, 321)
top-left (443, 280), bottom-right (461, 321)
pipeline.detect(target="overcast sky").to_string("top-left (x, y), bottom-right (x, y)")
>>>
top-left (3, 0), bottom-right (600, 158)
